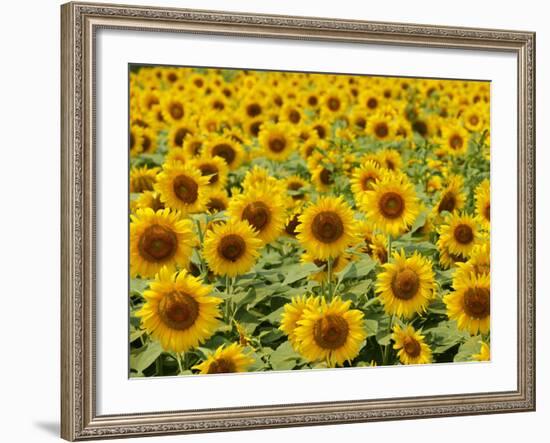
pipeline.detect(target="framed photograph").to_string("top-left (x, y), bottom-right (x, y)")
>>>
top-left (61, 1), bottom-right (536, 440)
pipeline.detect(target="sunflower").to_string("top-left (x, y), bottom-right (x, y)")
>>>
top-left (203, 220), bottom-right (262, 277)
top-left (130, 124), bottom-right (144, 157)
top-left (228, 186), bottom-right (286, 244)
top-left (391, 324), bottom-right (433, 365)
top-left (279, 295), bottom-right (321, 349)
top-left (475, 179), bottom-right (490, 229)
top-left (167, 119), bottom-right (197, 151)
top-left (444, 272), bottom-right (490, 335)
top-left (376, 149), bottom-right (402, 172)
top-left (438, 123), bottom-right (470, 156)
top-left (437, 213), bottom-right (480, 257)
top-left (320, 88), bottom-right (348, 117)
top-left (204, 136), bottom-right (244, 170)
top-left (130, 208), bottom-right (195, 278)
top-left (434, 175), bottom-right (466, 215)
top-left (300, 251), bottom-right (350, 283)
top-left (462, 104), bottom-right (487, 132)
top-left (242, 166), bottom-right (284, 193)
top-left (437, 236), bottom-right (468, 269)
top-left (205, 189), bottom-right (230, 214)
top-left (361, 174), bottom-right (420, 237)
top-left (188, 155), bottom-right (228, 190)
top-left (453, 241), bottom-right (490, 289)
top-left (296, 196), bottom-right (358, 259)
top-left (284, 206), bottom-right (304, 237)
top-left (295, 297), bottom-right (366, 367)
top-left (193, 343), bottom-right (255, 374)
top-left (310, 164), bottom-right (335, 193)
top-left (350, 160), bottom-right (384, 201)
top-left (279, 102), bottom-right (304, 126)
top-left (155, 162), bottom-right (210, 214)
top-left (376, 249), bottom-right (436, 319)
top-left (472, 341), bottom-right (491, 361)
top-left (300, 137), bottom-right (327, 161)
top-left (136, 267), bottom-right (222, 353)
top-left (130, 166), bottom-right (159, 193)
top-left (356, 221), bottom-right (388, 264)
top-left (134, 191), bottom-right (165, 212)
top-left (283, 175), bottom-right (308, 204)
top-left (160, 94), bottom-right (187, 125)
top-left (365, 111), bottom-right (395, 141)
top-left (258, 122), bottom-right (298, 161)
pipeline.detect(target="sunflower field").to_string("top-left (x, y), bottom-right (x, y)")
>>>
top-left (129, 66), bottom-right (491, 377)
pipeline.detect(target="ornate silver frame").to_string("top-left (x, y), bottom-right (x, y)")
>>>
top-left (61, 2), bottom-right (536, 440)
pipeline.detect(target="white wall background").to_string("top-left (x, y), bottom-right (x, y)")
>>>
top-left (0, 0), bottom-right (545, 442)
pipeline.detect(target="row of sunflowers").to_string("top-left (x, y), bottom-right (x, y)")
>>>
top-left (128, 66), bottom-right (491, 377)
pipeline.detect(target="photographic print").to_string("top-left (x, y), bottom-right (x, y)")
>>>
top-left (128, 65), bottom-right (491, 377)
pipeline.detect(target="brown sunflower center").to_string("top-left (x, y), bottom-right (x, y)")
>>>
top-left (198, 163), bottom-right (219, 184)
top-left (212, 143), bottom-right (236, 165)
top-left (355, 117), bottom-right (366, 129)
top-left (449, 252), bottom-right (466, 263)
top-left (367, 97), bottom-right (378, 109)
top-left (130, 132), bottom-right (136, 149)
top-left (361, 176), bottom-right (376, 191)
top-left (242, 201), bottom-right (271, 231)
top-left (450, 134), bottom-right (464, 150)
top-left (190, 141), bottom-right (202, 156)
top-left (308, 96), bottom-right (318, 106)
top-left (132, 174), bottom-right (156, 193)
top-left (285, 214), bottom-right (301, 237)
top-left (463, 287), bottom-right (490, 318)
top-left (169, 103), bottom-right (184, 120)
top-left (158, 291), bottom-right (199, 331)
top-left (379, 192), bottom-right (405, 219)
top-left (218, 234), bottom-right (246, 262)
top-left (376, 248), bottom-right (389, 264)
top-left (207, 198), bottom-right (227, 213)
top-left (484, 203), bottom-right (490, 221)
top-left (138, 224), bottom-right (177, 262)
top-left (413, 120), bottom-right (428, 136)
top-left (174, 128), bottom-right (191, 147)
top-left (142, 134), bottom-right (152, 152)
top-left (320, 168), bottom-right (333, 186)
top-left (146, 96), bottom-right (159, 110)
top-left (375, 122), bottom-right (389, 138)
top-left (268, 136), bottom-right (286, 153)
top-left (454, 224), bottom-right (474, 244)
top-left (438, 192), bottom-right (456, 213)
top-left (314, 124), bottom-right (327, 139)
top-left (172, 174), bottom-right (199, 204)
top-left (288, 182), bottom-right (304, 200)
top-left (313, 256), bottom-right (340, 269)
top-left (249, 121), bottom-right (262, 137)
top-left (391, 268), bottom-right (420, 300)
top-left (207, 358), bottom-right (236, 374)
top-left (311, 211), bottom-right (344, 244)
top-left (313, 314), bottom-right (349, 350)
top-left (469, 115), bottom-right (479, 126)
top-left (246, 103), bottom-right (262, 118)
top-left (403, 336), bottom-right (422, 358)
top-left (289, 110), bottom-right (300, 123)
top-left (327, 97), bottom-right (341, 111)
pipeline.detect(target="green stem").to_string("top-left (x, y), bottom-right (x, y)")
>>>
top-left (195, 218), bottom-right (208, 279)
top-left (177, 353), bottom-right (184, 374)
top-left (224, 274), bottom-right (232, 323)
top-left (383, 315), bottom-right (396, 366)
top-left (327, 257), bottom-right (334, 301)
